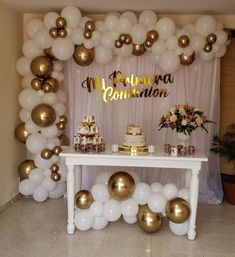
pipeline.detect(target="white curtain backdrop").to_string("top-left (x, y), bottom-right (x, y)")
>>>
top-left (63, 52), bottom-right (223, 204)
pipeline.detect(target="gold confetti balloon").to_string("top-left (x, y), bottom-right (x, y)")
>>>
top-left (75, 190), bottom-right (93, 209)
top-left (18, 159), bottom-right (36, 180)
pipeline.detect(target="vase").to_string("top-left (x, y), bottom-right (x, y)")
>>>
top-left (176, 132), bottom-right (190, 146)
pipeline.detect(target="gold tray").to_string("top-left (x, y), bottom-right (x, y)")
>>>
top-left (118, 145), bottom-right (148, 153)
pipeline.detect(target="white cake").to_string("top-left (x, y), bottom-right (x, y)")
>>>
top-left (122, 125), bottom-right (146, 147)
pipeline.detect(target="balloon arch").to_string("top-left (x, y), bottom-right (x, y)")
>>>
top-left (15, 6), bottom-right (230, 203)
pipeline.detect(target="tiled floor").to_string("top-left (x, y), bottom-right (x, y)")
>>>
top-left (0, 197), bottom-right (235, 257)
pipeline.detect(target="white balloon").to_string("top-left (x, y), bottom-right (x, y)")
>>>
top-left (19, 179), bottom-right (36, 196)
top-left (131, 23), bottom-right (147, 44)
top-left (121, 198), bottom-right (138, 217)
top-left (56, 90), bottom-right (67, 103)
top-left (152, 40), bottom-right (167, 55)
top-left (113, 44), bottom-right (133, 57)
top-left (121, 11), bottom-right (137, 25)
top-left (34, 28), bottom-right (54, 49)
top-left (182, 24), bottom-right (195, 35)
top-left (126, 170), bottom-right (140, 184)
top-left (16, 57), bottom-right (31, 77)
top-left (57, 72), bottom-right (64, 82)
top-left (23, 39), bottom-right (44, 59)
top-left (43, 169), bottom-right (51, 177)
top-left (25, 119), bottom-right (40, 133)
top-left (117, 17), bottom-right (132, 33)
top-left (19, 109), bottom-right (31, 122)
top-left (166, 36), bottom-right (178, 50)
top-left (52, 38), bottom-right (74, 61)
top-left (37, 90), bottom-right (44, 97)
top-left (105, 15), bottom-right (119, 31)
top-left (34, 154), bottom-right (53, 170)
top-left (42, 92), bottom-right (58, 105)
top-left (29, 168), bottom-right (45, 185)
top-left (159, 50), bottom-right (180, 73)
top-left (195, 15), bottom-right (217, 37)
top-left (26, 19), bottom-right (44, 38)
top-left (199, 50), bottom-right (214, 61)
top-left (47, 137), bottom-right (60, 149)
top-left (151, 182), bottom-right (163, 193)
top-left (49, 181), bottom-right (66, 198)
top-left (61, 6), bottom-right (82, 28)
top-left (71, 27), bottom-right (85, 45)
top-left (51, 70), bottom-right (60, 79)
top-left (18, 88), bottom-right (41, 111)
top-left (190, 34), bottom-right (205, 52)
top-left (177, 29), bottom-right (191, 38)
top-left (33, 185), bottom-right (48, 202)
top-left (123, 215), bottom-right (137, 224)
top-left (178, 188), bottom-right (190, 201)
top-left (139, 10), bottom-right (157, 26)
top-left (84, 39), bottom-right (94, 49)
top-left (58, 163), bottom-right (67, 182)
top-left (156, 18), bottom-right (176, 40)
top-left (96, 21), bottom-right (107, 33)
top-left (104, 199), bottom-right (121, 222)
top-left (51, 155), bottom-right (60, 163)
top-left (95, 46), bottom-right (113, 64)
top-left (215, 30), bottom-right (228, 46)
top-left (21, 74), bottom-right (34, 88)
top-left (41, 177), bottom-right (57, 191)
top-left (75, 209), bottom-right (94, 231)
top-left (162, 183), bottom-right (178, 200)
top-left (215, 46), bottom-right (227, 58)
top-left (53, 62), bottom-right (63, 72)
top-left (110, 30), bottom-right (119, 40)
top-left (92, 216), bottom-right (109, 230)
top-left (91, 184), bottom-right (110, 203)
top-left (147, 192), bottom-right (167, 213)
top-left (150, 53), bottom-right (160, 65)
top-left (101, 32), bottom-right (115, 49)
top-left (53, 102), bottom-right (66, 116)
top-left (132, 183), bottom-right (151, 205)
top-left (216, 21), bottom-right (224, 31)
top-left (174, 47), bottom-right (183, 55)
top-left (41, 125), bottom-right (59, 138)
top-left (183, 46), bottom-right (194, 56)
top-left (213, 44), bottom-right (220, 53)
top-left (90, 201), bottom-right (104, 217)
top-left (44, 12), bottom-right (59, 29)
top-left (95, 171), bottom-right (113, 185)
top-left (92, 31), bottom-right (102, 42)
top-left (169, 220), bottom-right (189, 236)
top-left (26, 133), bottom-right (47, 154)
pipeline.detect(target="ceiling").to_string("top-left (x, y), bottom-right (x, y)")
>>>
top-left (1, 0), bottom-right (235, 14)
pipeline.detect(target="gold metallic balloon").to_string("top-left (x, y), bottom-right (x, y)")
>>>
top-left (206, 33), bottom-right (217, 44)
top-left (178, 35), bottom-right (190, 48)
top-left (49, 27), bottom-right (58, 39)
top-left (30, 56), bottom-right (53, 78)
top-left (31, 104), bottom-right (56, 127)
top-left (58, 134), bottom-right (69, 146)
top-left (31, 78), bottom-right (42, 90)
top-left (119, 33), bottom-right (127, 43)
top-left (84, 30), bottom-right (92, 39)
top-left (108, 171), bottom-right (135, 200)
top-left (18, 159), bottom-right (36, 180)
top-left (144, 39), bottom-right (153, 48)
top-left (75, 190), bottom-right (94, 209)
top-left (15, 123), bottom-right (30, 143)
top-left (41, 83), bottom-right (53, 93)
top-left (50, 163), bottom-right (59, 173)
top-left (56, 121), bottom-right (66, 130)
top-left (59, 115), bottom-right (67, 123)
top-left (147, 30), bottom-right (159, 42)
top-left (44, 47), bottom-right (58, 61)
top-left (58, 28), bottom-right (67, 38)
top-left (179, 52), bottom-right (195, 65)
top-left (204, 43), bottom-right (213, 53)
top-left (115, 40), bottom-right (123, 48)
top-left (165, 197), bottom-right (191, 224)
top-left (132, 44), bottom-right (146, 56)
top-left (51, 172), bottom-right (61, 182)
top-left (53, 146), bottom-right (62, 156)
top-left (56, 17), bottom-right (67, 29)
top-left (137, 205), bottom-right (163, 233)
top-left (42, 77), bottom-right (59, 93)
top-left (73, 44), bottom-right (95, 66)
top-left (85, 21), bottom-right (96, 32)
top-left (125, 34), bottom-right (133, 45)
top-left (41, 148), bottom-right (53, 160)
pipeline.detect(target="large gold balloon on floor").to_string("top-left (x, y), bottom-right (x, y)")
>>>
top-left (132, 44), bottom-right (146, 56)
top-left (15, 123), bottom-right (30, 143)
top-left (31, 104), bottom-right (56, 127)
top-left (179, 52), bottom-right (195, 65)
top-left (73, 44), bottom-right (95, 66)
top-left (75, 190), bottom-right (93, 209)
top-left (165, 197), bottom-right (191, 223)
top-left (108, 171), bottom-right (135, 200)
top-left (30, 56), bottom-right (53, 78)
top-left (18, 159), bottom-right (36, 180)
top-left (58, 134), bottom-right (69, 146)
top-left (137, 204), bottom-right (163, 233)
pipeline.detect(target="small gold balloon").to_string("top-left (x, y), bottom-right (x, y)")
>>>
top-left (59, 115), bottom-right (67, 123)
top-left (30, 56), bottom-right (53, 78)
top-left (44, 47), bottom-right (58, 61)
top-left (41, 83), bottom-right (53, 93)
top-left (204, 43), bottom-right (213, 53)
top-left (31, 78), bottom-right (42, 90)
top-left (18, 159), bottom-right (36, 180)
top-left (50, 163), bottom-right (59, 173)
top-left (84, 29), bottom-right (92, 39)
top-left (125, 34), bottom-right (133, 45)
top-left (56, 17), bottom-right (67, 29)
top-left (132, 44), bottom-right (146, 56)
top-left (49, 27), bottom-right (58, 39)
top-left (51, 172), bottom-right (61, 182)
top-left (147, 30), bottom-right (159, 42)
top-left (178, 35), bottom-right (190, 48)
top-left (42, 77), bottom-right (59, 93)
top-left (41, 149), bottom-right (53, 160)
top-left (119, 33), bottom-right (127, 43)
top-left (206, 33), bottom-right (217, 44)
top-left (73, 44), bottom-right (95, 66)
top-left (179, 52), bottom-right (195, 65)
top-left (85, 21), bottom-right (96, 32)
top-left (137, 205), bottom-right (163, 233)
top-left (144, 39), bottom-right (153, 48)
top-left (165, 197), bottom-right (191, 224)
top-left (115, 40), bottom-right (123, 48)
top-left (56, 121), bottom-right (66, 130)
top-left (58, 28), bottom-right (67, 38)
top-left (53, 146), bottom-right (62, 156)
top-left (75, 190), bottom-right (94, 209)
top-left (108, 171), bottom-right (135, 200)
top-left (58, 134), bottom-right (69, 146)
top-left (31, 104), bottom-right (56, 127)
top-left (15, 123), bottom-right (30, 143)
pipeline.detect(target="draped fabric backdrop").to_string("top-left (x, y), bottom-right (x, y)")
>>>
top-left (63, 52), bottom-right (223, 204)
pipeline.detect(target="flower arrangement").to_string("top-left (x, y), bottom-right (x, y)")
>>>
top-left (158, 104), bottom-right (213, 135)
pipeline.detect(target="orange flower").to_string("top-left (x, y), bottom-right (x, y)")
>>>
top-left (196, 117), bottom-right (203, 126)
top-left (181, 119), bottom-right (188, 126)
top-left (170, 115), bottom-right (177, 122)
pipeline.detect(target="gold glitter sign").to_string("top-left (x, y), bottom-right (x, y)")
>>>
top-left (81, 71), bottom-right (174, 103)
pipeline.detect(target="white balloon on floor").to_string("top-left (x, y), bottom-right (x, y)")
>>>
top-left (132, 183), bottom-right (151, 205)
top-left (169, 220), bottom-right (189, 236)
top-left (75, 210), bottom-right (94, 231)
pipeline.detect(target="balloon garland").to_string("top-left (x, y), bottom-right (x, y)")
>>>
top-left (15, 6), bottom-right (230, 202)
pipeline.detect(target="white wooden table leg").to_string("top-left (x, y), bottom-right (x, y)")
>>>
top-left (67, 164), bottom-right (75, 235)
top-left (188, 168), bottom-right (199, 240)
top-left (74, 165), bottom-right (82, 193)
top-left (185, 169), bottom-right (191, 188)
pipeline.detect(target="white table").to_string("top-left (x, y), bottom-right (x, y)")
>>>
top-left (60, 145), bottom-right (207, 240)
